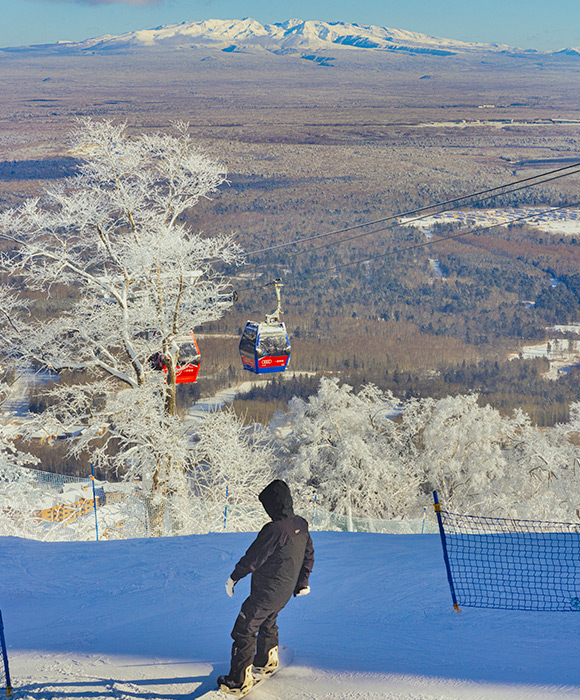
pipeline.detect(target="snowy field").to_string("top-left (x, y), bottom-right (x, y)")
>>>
top-left (3, 532), bottom-right (580, 700)
top-left (401, 208), bottom-right (580, 237)
top-left (185, 372), bottom-right (316, 423)
top-left (508, 324), bottom-right (580, 379)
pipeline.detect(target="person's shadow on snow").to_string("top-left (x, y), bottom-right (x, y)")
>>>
top-left (15, 664), bottom-right (230, 700)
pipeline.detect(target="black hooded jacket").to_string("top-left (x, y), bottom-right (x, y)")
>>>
top-left (230, 480), bottom-right (314, 610)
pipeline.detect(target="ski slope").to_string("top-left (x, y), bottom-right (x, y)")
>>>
top-left (3, 532), bottom-right (580, 699)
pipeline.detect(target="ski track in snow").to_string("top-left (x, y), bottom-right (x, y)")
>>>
top-left (11, 654), bottom-right (580, 700)
top-left (3, 533), bottom-right (580, 700)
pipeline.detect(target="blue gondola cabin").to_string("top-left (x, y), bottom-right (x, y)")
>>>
top-left (239, 321), bottom-right (290, 374)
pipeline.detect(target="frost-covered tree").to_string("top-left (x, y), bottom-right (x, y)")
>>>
top-left (189, 407), bottom-right (276, 532)
top-left (0, 119), bottom-right (243, 534)
top-left (400, 394), bottom-right (510, 513)
top-left (0, 291), bottom-right (42, 536)
top-left (506, 404), bottom-right (580, 521)
top-left (276, 379), bottom-right (580, 524)
top-left (0, 286), bottom-right (38, 477)
top-left (278, 377), bottom-right (420, 523)
top-left (397, 393), bottom-right (580, 521)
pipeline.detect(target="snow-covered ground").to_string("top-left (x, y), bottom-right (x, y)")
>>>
top-left (510, 324), bottom-right (580, 379)
top-left (186, 380), bottom-right (262, 422)
top-left (0, 367), bottom-right (57, 419)
top-left (3, 532), bottom-right (580, 700)
top-left (186, 372), bottom-right (315, 423)
top-left (401, 208), bottom-right (580, 236)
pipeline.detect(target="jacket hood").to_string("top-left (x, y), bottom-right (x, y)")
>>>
top-left (259, 479), bottom-right (294, 520)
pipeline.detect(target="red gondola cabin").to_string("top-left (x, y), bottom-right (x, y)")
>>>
top-left (151, 332), bottom-right (201, 384)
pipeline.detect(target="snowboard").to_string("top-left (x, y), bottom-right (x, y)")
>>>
top-left (198, 647), bottom-right (293, 699)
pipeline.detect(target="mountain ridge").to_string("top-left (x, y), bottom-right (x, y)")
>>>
top-left (2, 17), bottom-right (576, 57)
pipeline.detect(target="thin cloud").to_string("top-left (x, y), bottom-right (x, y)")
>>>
top-left (31, 0), bottom-right (165, 6)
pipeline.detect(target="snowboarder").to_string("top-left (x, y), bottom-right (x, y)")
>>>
top-left (218, 479), bottom-right (314, 695)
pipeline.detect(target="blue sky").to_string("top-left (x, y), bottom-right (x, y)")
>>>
top-left (1, 0), bottom-right (579, 51)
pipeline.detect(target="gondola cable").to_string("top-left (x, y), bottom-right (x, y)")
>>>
top-left (231, 165), bottom-right (580, 373)
top-left (293, 164), bottom-right (580, 259)
top-left (233, 201), bottom-right (579, 374)
top-left (241, 160), bottom-right (580, 260)
top-left (310, 200), bottom-right (579, 275)
top-left (232, 166), bottom-right (580, 292)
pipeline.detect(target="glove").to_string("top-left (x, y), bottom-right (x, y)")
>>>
top-left (225, 577), bottom-right (236, 598)
top-left (294, 586), bottom-right (310, 597)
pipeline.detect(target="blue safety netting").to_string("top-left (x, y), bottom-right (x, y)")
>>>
top-left (438, 508), bottom-right (580, 611)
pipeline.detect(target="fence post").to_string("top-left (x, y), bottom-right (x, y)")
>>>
top-left (433, 491), bottom-right (460, 612)
top-left (311, 494), bottom-right (317, 530)
top-left (90, 463), bottom-right (99, 542)
top-left (223, 485), bottom-right (229, 531)
top-left (0, 610), bottom-right (12, 698)
top-left (346, 500), bottom-right (354, 533)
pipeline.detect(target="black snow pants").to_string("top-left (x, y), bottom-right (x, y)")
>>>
top-left (228, 596), bottom-right (280, 683)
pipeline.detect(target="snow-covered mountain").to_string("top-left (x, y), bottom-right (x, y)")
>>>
top-left (1, 17), bottom-right (550, 56)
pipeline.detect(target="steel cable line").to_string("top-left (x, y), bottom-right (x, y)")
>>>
top-left (242, 160), bottom-right (580, 260)
top-left (308, 201), bottom-right (578, 275)
top-left (294, 164), bottom-right (580, 258)
top-left (233, 199), bottom-right (579, 292)
top-left (232, 166), bottom-right (580, 292)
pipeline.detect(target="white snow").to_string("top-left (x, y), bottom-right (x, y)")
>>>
top-left (401, 208), bottom-right (580, 237)
top-left (510, 324), bottom-right (580, 379)
top-left (184, 372), bottom-right (317, 423)
top-left (3, 531), bottom-right (580, 699)
top-left (20, 18), bottom-right (525, 55)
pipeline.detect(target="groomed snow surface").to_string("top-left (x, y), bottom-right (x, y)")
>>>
top-left (3, 532), bottom-right (580, 700)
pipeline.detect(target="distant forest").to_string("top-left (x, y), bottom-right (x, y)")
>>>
top-left (206, 211), bottom-right (580, 426)
top-left (10, 159), bottom-right (580, 429)
top-left (4, 48), bottom-right (580, 429)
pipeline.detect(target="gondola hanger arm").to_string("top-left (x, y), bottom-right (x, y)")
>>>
top-left (264, 278), bottom-right (283, 324)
